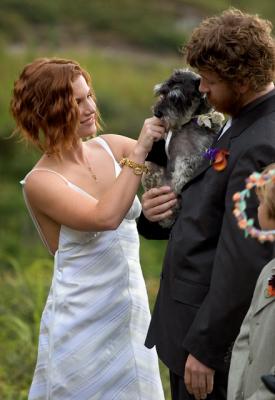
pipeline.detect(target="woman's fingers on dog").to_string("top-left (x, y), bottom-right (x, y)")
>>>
top-left (151, 115), bottom-right (165, 125)
top-left (142, 187), bottom-right (178, 222)
top-left (137, 118), bottom-right (166, 153)
top-left (143, 117), bottom-right (166, 137)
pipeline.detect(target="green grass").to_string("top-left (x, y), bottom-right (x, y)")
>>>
top-left (140, 237), bottom-right (171, 398)
top-left (0, 255), bottom-right (52, 399)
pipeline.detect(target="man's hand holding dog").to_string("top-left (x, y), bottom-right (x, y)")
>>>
top-left (184, 354), bottom-right (215, 400)
top-left (141, 186), bottom-right (178, 222)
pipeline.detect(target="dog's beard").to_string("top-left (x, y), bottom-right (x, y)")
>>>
top-left (162, 109), bottom-right (192, 130)
top-left (196, 94), bottom-right (212, 114)
top-left (155, 96), bottom-right (205, 130)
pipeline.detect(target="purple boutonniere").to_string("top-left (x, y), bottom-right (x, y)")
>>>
top-left (204, 148), bottom-right (229, 171)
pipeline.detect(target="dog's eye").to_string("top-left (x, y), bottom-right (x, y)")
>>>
top-left (168, 89), bottom-right (183, 101)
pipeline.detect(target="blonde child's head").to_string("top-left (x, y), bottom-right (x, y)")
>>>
top-left (256, 163), bottom-right (275, 230)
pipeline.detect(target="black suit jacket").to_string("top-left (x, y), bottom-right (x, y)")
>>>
top-left (138, 93), bottom-right (275, 376)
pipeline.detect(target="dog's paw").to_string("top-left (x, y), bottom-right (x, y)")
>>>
top-left (141, 162), bottom-right (165, 191)
top-left (159, 216), bottom-right (176, 228)
top-left (158, 201), bottom-right (180, 228)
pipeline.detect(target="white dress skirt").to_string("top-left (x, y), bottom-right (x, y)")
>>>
top-left (21, 137), bottom-right (164, 400)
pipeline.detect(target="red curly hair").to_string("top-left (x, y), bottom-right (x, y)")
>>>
top-left (184, 8), bottom-right (275, 91)
top-left (10, 57), bottom-right (101, 155)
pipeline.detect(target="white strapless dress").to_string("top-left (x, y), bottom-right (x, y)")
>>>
top-left (21, 137), bottom-right (164, 400)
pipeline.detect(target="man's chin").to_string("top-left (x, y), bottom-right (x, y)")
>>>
top-left (208, 101), bottom-right (223, 113)
top-left (208, 101), bottom-right (233, 115)
top-left (206, 97), bottom-right (216, 109)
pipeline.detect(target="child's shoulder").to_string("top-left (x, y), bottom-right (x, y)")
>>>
top-left (259, 258), bottom-right (275, 281)
top-left (251, 258), bottom-right (275, 313)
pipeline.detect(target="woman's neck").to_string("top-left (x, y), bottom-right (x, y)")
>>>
top-left (61, 140), bottom-right (86, 163)
top-left (43, 139), bottom-right (85, 166)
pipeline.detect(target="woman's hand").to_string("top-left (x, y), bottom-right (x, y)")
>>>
top-left (135, 117), bottom-right (165, 157)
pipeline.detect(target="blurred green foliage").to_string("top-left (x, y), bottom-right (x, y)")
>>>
top-left (1, 0), bottom-right (274, 52)
top-left (0, 0), bottom-right (189, 52)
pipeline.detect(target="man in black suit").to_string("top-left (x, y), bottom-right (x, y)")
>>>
top-left (138, 9), bottom-right (275, 400)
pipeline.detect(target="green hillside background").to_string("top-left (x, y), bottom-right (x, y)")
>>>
top-left (1, 1), bottom-right (275, 398)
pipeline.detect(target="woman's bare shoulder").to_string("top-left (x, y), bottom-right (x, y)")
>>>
top-left (92, 133), bottom-right (135, 144)
top-left (89, 134), bottom-right (136, 159)
top-left (23, 169), bottom-right (68, 206)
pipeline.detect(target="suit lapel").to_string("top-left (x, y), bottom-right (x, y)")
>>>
top-left (186, 94), bottom-right (275, 184)
top-left (253, 292), bottom-right (275, 315)
top-left (188, 129), bottom-right (231, 182)
top-left (230, 93), bottom-right (275, 139)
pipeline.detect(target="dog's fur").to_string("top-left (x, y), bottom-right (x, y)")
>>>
top-left (142, 69), bottom-right (224, 227)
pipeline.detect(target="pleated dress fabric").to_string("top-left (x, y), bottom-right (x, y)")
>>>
top-left (21, 137), bottom-right (164, 400)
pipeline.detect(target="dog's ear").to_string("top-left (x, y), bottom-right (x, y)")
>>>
top-left (168, 89), bottom-right (185, 103)
top-left (153, 83), bottom-right (163, 96)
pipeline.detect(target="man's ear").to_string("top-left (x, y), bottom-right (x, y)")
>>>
top-left (236, 79), bottom-right (250, 95)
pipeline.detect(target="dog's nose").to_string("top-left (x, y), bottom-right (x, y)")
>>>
top-left (154, 110), bottom-right (163, 118)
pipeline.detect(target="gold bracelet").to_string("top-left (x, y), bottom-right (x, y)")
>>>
top-left (119, 158), bottom-right (150, 175)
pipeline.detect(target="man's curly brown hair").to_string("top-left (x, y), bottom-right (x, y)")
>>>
top-left (10, 58), bottom-right (101, 155)
top-left (184, 8), bottom-right (275, 91)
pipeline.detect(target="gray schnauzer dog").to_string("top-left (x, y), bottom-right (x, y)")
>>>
top-left (142, 69), bottom-right (224, 227)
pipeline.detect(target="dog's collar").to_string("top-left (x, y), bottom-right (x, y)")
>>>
top-left (192, 111), bottom-right (225, 129)
top-left (164, 130), bottom-right (173, 159)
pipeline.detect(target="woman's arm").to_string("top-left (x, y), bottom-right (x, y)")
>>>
top-left (25, 117), bottom-right (165, 232)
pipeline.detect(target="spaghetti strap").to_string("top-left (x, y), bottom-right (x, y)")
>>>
top-left (20, 168), bottom-right (70, 185)
top-left (93, 136), bottom-right (121, 177)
